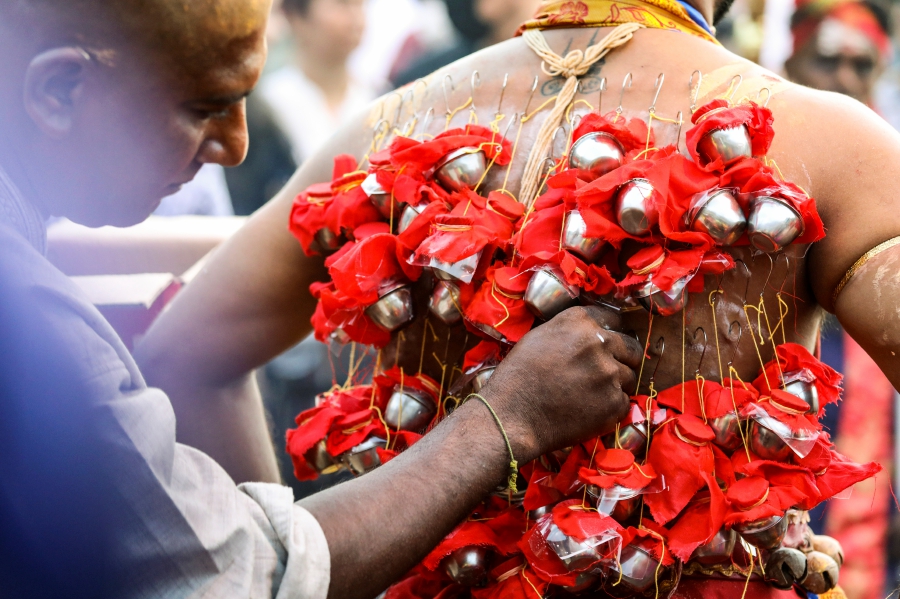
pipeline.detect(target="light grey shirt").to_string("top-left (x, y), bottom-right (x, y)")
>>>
top-left (0, 169), bottom-right (330, 598)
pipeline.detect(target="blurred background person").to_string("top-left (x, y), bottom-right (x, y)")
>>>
top-left (785, 0), bottom-right (891, 104)
top-left (259, 0), bottom-right (375, 164)
top-left (393, 0), bottom-right (541, 87)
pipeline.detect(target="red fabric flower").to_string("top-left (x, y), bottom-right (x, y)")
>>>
top-left (686, 100), bottom-right (774, 171)
top-left (667, 485), bottom-right (727, 562)
top-left (309, 281), bottom-right (392, 347)
top-left (645, 415), bottom-right (717, 524)
top-left (389, 125), bottom-right (513, 177)
top-left (723, 473), bottom-right (809, 527)
top-left (328, 233), bottom-right (422, 305)
top-left (578, 448), bottom-right (658, 491)
top-left (289, 181), bottom-right (334, 256)
top-left (656, 378), bottom-right (757, 419)
top-left (285, 385), bottom-right (386, 481)
top-left (796, 438), bottom-right (882, 508)
top-left (739, 165), bottom-right (826, 246)
top-left (571, 112), bottom-right (654, 161)
top-left (617, 245), bottom-right (733, 297)
top-left (464, 263), bottom-right (535, 343)
top-left (655, 152), bottom-right (727, 249)
top-left (753, 343), bottom-right (842, 416)
top-left (575, 159), bottom-right (668, 247)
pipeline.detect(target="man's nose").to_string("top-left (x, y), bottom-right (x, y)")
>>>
top-left (196, 103), bottom-right (250, 168)
top-left (834, 60), bottom-right (863, 99)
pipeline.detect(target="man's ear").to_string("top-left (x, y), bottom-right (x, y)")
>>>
top-left (23, 47), bottom-right (91, 138)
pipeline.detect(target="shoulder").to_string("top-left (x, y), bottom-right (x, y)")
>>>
top-left (0, 224), bottom-right (139, 392)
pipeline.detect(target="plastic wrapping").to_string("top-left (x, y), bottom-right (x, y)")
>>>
top-left (745, 403), bottom-right (819, 458)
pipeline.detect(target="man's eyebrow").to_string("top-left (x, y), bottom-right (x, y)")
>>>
top-left (197, 90), bottom-right (254, 106)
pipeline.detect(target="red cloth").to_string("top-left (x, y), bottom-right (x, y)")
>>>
top-left (792, 0), bottom-right (891, 57)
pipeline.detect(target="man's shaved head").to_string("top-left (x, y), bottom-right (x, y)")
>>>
top-left (0, 0), bottom-right (272, 227)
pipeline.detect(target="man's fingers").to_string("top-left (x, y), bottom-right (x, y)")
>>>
top-left (608, 331), bottom-right (644, 369)
top-left (579, 304), bottom-right (624, 333)
top-left (617, 362), bottom-right (638, 395)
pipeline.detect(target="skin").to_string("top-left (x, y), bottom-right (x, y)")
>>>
top-left (284, 0), bottom-right (366, 109)
top-left (137, 0), bottom-right (900, 596)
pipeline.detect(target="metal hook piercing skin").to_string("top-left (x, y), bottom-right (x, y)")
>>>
top-left (418, 107), bottom-right (435, 138)
top-left (693, 327), bottom-right (709, 376)
top-left (675, 110), bottom-right (684, 147)
top-left (442, 74), bottom-right (455, 118)
top-left (523, 75), bottom-right (540, 117)
top-left (552, 125), bottom-right (569, 160)
top-left (502, 112), bottom-right (520, 140)
top-left (470, 70), bottom-right (481, 113)
top-left (617, 72), bottom-right (634, 115)
top-left (727, 74), bottom-right (743, 105)
top-left (726, 321), bottom-right (744, 369)
top-left (756, 87), bottom-right (772, 108)
top-left (734, 259), bottom-right (754, 306)
top-left (649, 73), bottom-right (665, 114)
top-left (773, 253), bottom-right (792, 294)
top-left (689, 70), bottom-right (702, 113)
top-left (598, 77), bottom-right (608, 114)
top-left (496, 73), bottom-right (509, 118)
top-left (389, 90), bottom-right (405, 127)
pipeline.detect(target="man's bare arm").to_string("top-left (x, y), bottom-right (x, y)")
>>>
top-left (799, 89), bottom-right (900, 391)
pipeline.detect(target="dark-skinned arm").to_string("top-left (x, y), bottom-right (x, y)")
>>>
top-left (300, 306), bottom-right (643, 599)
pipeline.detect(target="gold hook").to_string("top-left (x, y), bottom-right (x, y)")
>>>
top-left (649, 73), bottom-right (665, 114)
top-left (617, 72), bottom-right (633, 115)
top-left (689, 69), bottom-right (702, 113)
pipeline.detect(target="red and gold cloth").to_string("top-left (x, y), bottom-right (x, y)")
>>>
top-left (519, 0), bottom-right (720, 45)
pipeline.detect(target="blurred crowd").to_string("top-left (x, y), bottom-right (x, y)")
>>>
top-left (149, 1), bottom-right (900, 597)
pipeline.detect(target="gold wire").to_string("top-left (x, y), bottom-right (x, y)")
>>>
top-left (445, 97), bottom-right (473, 130)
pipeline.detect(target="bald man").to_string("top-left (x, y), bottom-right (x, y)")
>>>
top-left (0, 2), bottom-right (640, 598)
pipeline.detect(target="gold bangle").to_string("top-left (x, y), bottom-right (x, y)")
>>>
top-left (466, 393), bottom-right (519, 494)
top-left (832, 236), bottom-right (900, 307)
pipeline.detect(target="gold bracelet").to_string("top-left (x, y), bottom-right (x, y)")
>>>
top-left (466, 393), bottom-right (519, 494)
top-left (832, 236), bottom-right (900, 307)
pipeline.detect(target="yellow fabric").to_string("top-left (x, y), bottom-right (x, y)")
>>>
top-left (519, 0), bottom-right (721, 45)
top-left (819, 586), bottom-right (847, 599)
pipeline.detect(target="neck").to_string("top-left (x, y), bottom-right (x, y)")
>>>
top-left (0, 142), bottom-right (46, 217)
top-left (294, 46), bottom-right (349, 109)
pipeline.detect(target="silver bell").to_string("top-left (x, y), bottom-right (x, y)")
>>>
top-left (342, 436), bottom-right (386, 475)
top-left (614, 542), bottom-right (661, 593)
top-left (692, 528), bottom-right (737, 565)
top-left (710, 412), bottom-right (743, 452)
top-left (615, 179), bottom-right (657, 236)
top-left (801, 551), bottom-right (840, 594)
top-left (634, 276), bottom-right (689, 316)
top-left (312, 228), bottom-right (342, 255)
top-left (471, 366), bottom-right (496, 392)
top-left (735, 514), bottom-right (788, 550)
top-left (397, 204), bottom-right (425, 234)
top-left (697, 124), bottom-right (752, 165)
top-left (443, 546), bottom-right (488, 586)
top-left (529, 505), bottom-right (553, 520)
top-left (524, 267), bottom-right (579, 321)
top-left (365, 285), bottom-right (415, 332)
top-left (432, 252), bottom-right (481, 284)
top-left (362, 173), bottom-right (399, 219)
top-left (688, 189), bottom-right (747, 246)
top-left (384, 387), bottom-right (436, 432)
top-left (748, 419), bottom-right (792, 462)
top-left (603, 422), bottom-right (648, 458)
top-left (764, 547), bottom-right (808, 590)
top-left (305, 439), bottom-right (342, 475)
top-left (783, 373), bottom-right (819, 414)
top-left (747, 196), bottom-right (803, 253)
top-left (545, 522), bottom-right (602, 571)
top-left (429, 281), bottom-right (462, 325)
top-left (569, 132), bottom-right (625, 179)
top-left (563, 210), bottom-right (604, 262)
top-left (434, 147), bottom-right (487, 192)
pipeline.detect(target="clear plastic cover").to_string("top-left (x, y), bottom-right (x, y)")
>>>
top-left (745, 403), bottom-right (819, 458)
top-left (595, 477), bottom-right (667, 517)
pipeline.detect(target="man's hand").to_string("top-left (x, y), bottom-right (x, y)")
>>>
top-left (484, 305), bottom-right (642, 463)
top-left (302, 304), bottom-right (642, 599)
